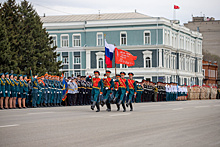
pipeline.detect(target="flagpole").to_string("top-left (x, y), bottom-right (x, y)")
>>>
top-left (104, 34), bottom-right (107, 74)
top-left (114, 44), bottom-right (116, 78)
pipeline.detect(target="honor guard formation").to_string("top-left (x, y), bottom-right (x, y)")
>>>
top-left (0, 71), bottom-right (219, 111)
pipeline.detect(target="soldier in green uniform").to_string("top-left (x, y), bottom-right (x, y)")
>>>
top-left (37, 77), bottom-right (44, 107)
top-left (126, 73), bottom-right (137, 111)
top-left (5, 72), bottom-right (11, 109)
top-left (101, 70), bottom-right (114, 111)
top-left (32, 75), bottom-right (39, 108)
top-left (136, 82), bottom-right (143, 103)
top-left (86, 71), bottom-right (103, 112)
top-left (9, 74), bottom-right (15, 109)
top-left (13, 74), bottom-right (19, 109)
top-left (23, 75), bottom-right (28, 108)
top-left (113, 74), bottom-right (120, 110)
top-left (0, 73), bottom-right (6, 109)
top-left (116, 72), bottom-right (129, 112)
top-left (18, 75), bottom-right (24, 109)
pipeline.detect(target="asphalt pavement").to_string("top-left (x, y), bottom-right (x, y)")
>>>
top-left (0, 100), bottom-right (220, 147)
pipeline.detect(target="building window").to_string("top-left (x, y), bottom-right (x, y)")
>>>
top-left (98, 58), bottom-right (104, 68)
top-left (144, 31), bottom-right (151, 44)
top-left (167, 31), bottom-right (170, 46)
top-left (74, 71), bottom-right (81, 77)
top-left (73, 34), bottom-right (81, 47)
top-left (61, 35), bottom-right (69, 47)
top-left (74, 56), bottom-right (80, 64)
top-left (97, 33), bottom-right (103, 46)
top-left (146, 57), bottom-right (151, 68)
top-left (64, 72), bottom-right (69, 78)
top-left (62, 56), bottom-right (69, 64)
top-left (120, 32), bottom-right (127, 45)
top-left (50, 36), bottom-right (57, 48)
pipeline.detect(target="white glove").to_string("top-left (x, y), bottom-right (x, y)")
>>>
top-left (38, 94), bottom-right (39, 96)
top-left (126, 93), bottom-right (128, 96)
top-left (18, 92), bottom-right (20, 94)
top-left (0, 91), bottom-right (2, 94)
top-left (48, 91), bottom-right (50, 93)
top-left (57, 92), bottom-right (59, 93)
top-left (134, 94), bottom-right (136, 97)
top-left (35, 76), bottom-right (37, 78)
top-left (10, 91), bottom-right (11, 94)
top-left (100, 93), bottom-right (102, 96)
top-left (113, 79), bottom-right (116, 82)
top-left (5, 91), bottom-right (8, 93)
top-left (105, 87), bottom-right (108, 90)
top-left (83, 92), bottom-right (85, 94)
top-left (115, 89), bottom-right (118, 91)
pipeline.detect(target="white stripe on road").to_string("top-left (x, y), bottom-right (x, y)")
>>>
top-left (0, 124), bottom-right (20, 128)
top-left (110, 113), bottom-right (131, 117)
top-left (172, 108), bottom-right (183, 110)
top-left (195, 105), bottom-right (210, 108)
top-left (27, 112), bottom-right (54, 115)
top-left (140, 105), bottom-right (161, 107)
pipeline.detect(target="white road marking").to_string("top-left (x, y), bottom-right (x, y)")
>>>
top-left (140, 105), bottom-right (161, 107)
top-left (27, 112), bottom-right (54, 115)
top-left (110, 113), bottom-right (131, 117)
top-left (195, 105), bottom-right (210, 108)
top-left (172, 108), bottom-right (183, 110)
top-left (0, 124), bottom-right (19, 128)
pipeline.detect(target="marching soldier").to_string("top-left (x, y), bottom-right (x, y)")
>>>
top-left (126, 73), bottom-right (137, 111)
top-left (5, 72), bottom-right (11, 109)
top-left (86, 71), bottom-right (103, 112)
top-left (0, 73), bottom-right (6, 109)
top-left (136, 82), bottom-right (143, 103)
top-left (116, 72), bottom-right (129, 112)
top-left (113, 74), bottom-right (120, 110)
top-left (101, 70), bottom-right (114, 111)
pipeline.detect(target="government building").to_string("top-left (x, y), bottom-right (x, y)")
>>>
top-left (41, 12), bottom-right (203, 85)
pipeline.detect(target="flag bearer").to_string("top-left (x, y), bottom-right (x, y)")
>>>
top-left (136, 82), bottom-right (143, 103)
top-left (126, 73), bottom-right (137, 111)
top-left (0, 73), bottom-right (6, 109)
top-left (116, 72), bottom-right (129, 112)
top-left (86, 71), bottom-right (103, 112)
top-left (101, 70), bottom-right (114, 112)
top-left (5, 72), bottom-right (11, 109)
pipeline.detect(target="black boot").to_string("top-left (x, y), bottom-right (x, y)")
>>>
top-left (122, 103), bottom-right (126, 112)
top-left (106, 103), bottom-right (111, 112)
top-left (91, 101), bottom-right (96, 110)
top-left (96, 103), bottom-right (100, 112)
top-left (116, 104), bottom-right (120, 111)
top-left (101, 99), bottom-right (107, 107)
top-left (126, 99), bottom-right (131, 107)
top-left (130, 103), bottom-right (133, 111)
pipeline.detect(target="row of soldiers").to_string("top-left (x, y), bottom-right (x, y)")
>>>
top-left (0, 72), bottom-right (64, 109)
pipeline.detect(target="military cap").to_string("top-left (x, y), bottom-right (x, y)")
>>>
top-left (94, 71), bottom-right (100, 75)
top-left (128, 72), bottom-right (134, 76)
top-left (116, 74), bottom-right (121, 77)
top-left (120, 72), bottom-right (126, 75)
top-left (81, 76), bottom-right (86, 78)
top-left (0, 73), bottom-right (4, 76)
top-left (106, 70), bottom-right (111, 74)
top-left (45, 73), bottom-right (48, 76)
top-left (13, 74), bottom-right (17, 77)
top-left (77, 75), bottom-right (81, 77)
top-left (104, 74), bottom-right (106, 76)
top-left (9, 74), bottom-right (13, 77)
top-left (23, 75), bottom-right (27, 78)
top-left (18, 74), bottom-right (23, 77)
top-left (5, 72), bottom-right (9, 75)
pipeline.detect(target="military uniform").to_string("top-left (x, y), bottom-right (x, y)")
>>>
top-left (81, 78), bottom-right (87, 105)
top-left (126, 73), bottom-right (137, 111)
top-left (116, 72), bottom-right (129, 112)
top-left (43, 76), bottom-right (49, 106)
top-left (5, 73), bottom-right (11, 98)
top-left (136, 83), bottom-right (143, 103)
top-left (148, 83), bottom-right (154, 102)
top-left (37, 79), bottom-right (44, 107)
top-left (32, 77), bottom-right (39, 107)
top-left (86, 71), bottom-right (103, 112)
top-left (10, 75), bottom-right (16, 98)
top-left (86, 81), bottom-right (92, 105)
top-left (77, 78), bottom-right (82, 105)
top-left (101, 70), bottom-right (114, 111)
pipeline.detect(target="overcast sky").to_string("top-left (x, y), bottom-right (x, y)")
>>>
top-left (9, 0), bottom-right (220, 24)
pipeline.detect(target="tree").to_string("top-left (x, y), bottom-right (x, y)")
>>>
top-left (0, 0), bottom-right (62, 76)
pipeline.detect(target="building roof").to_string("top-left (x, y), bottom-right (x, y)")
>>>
top-left (40, 12), bottom-right (150, 23)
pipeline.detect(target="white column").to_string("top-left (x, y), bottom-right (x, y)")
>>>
top-left (159, 49), bottom-right (162, 68)
top-left (86, 50), bottom-right (90, 70)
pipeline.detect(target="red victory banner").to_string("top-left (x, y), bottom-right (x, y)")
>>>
top-left (115, 48), bottom-right (137, 67)
top-left (174, 5), bottom-right (180, 9)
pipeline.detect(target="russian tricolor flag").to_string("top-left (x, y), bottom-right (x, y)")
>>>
top-left (105, 40), bottom-right (115, 68)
